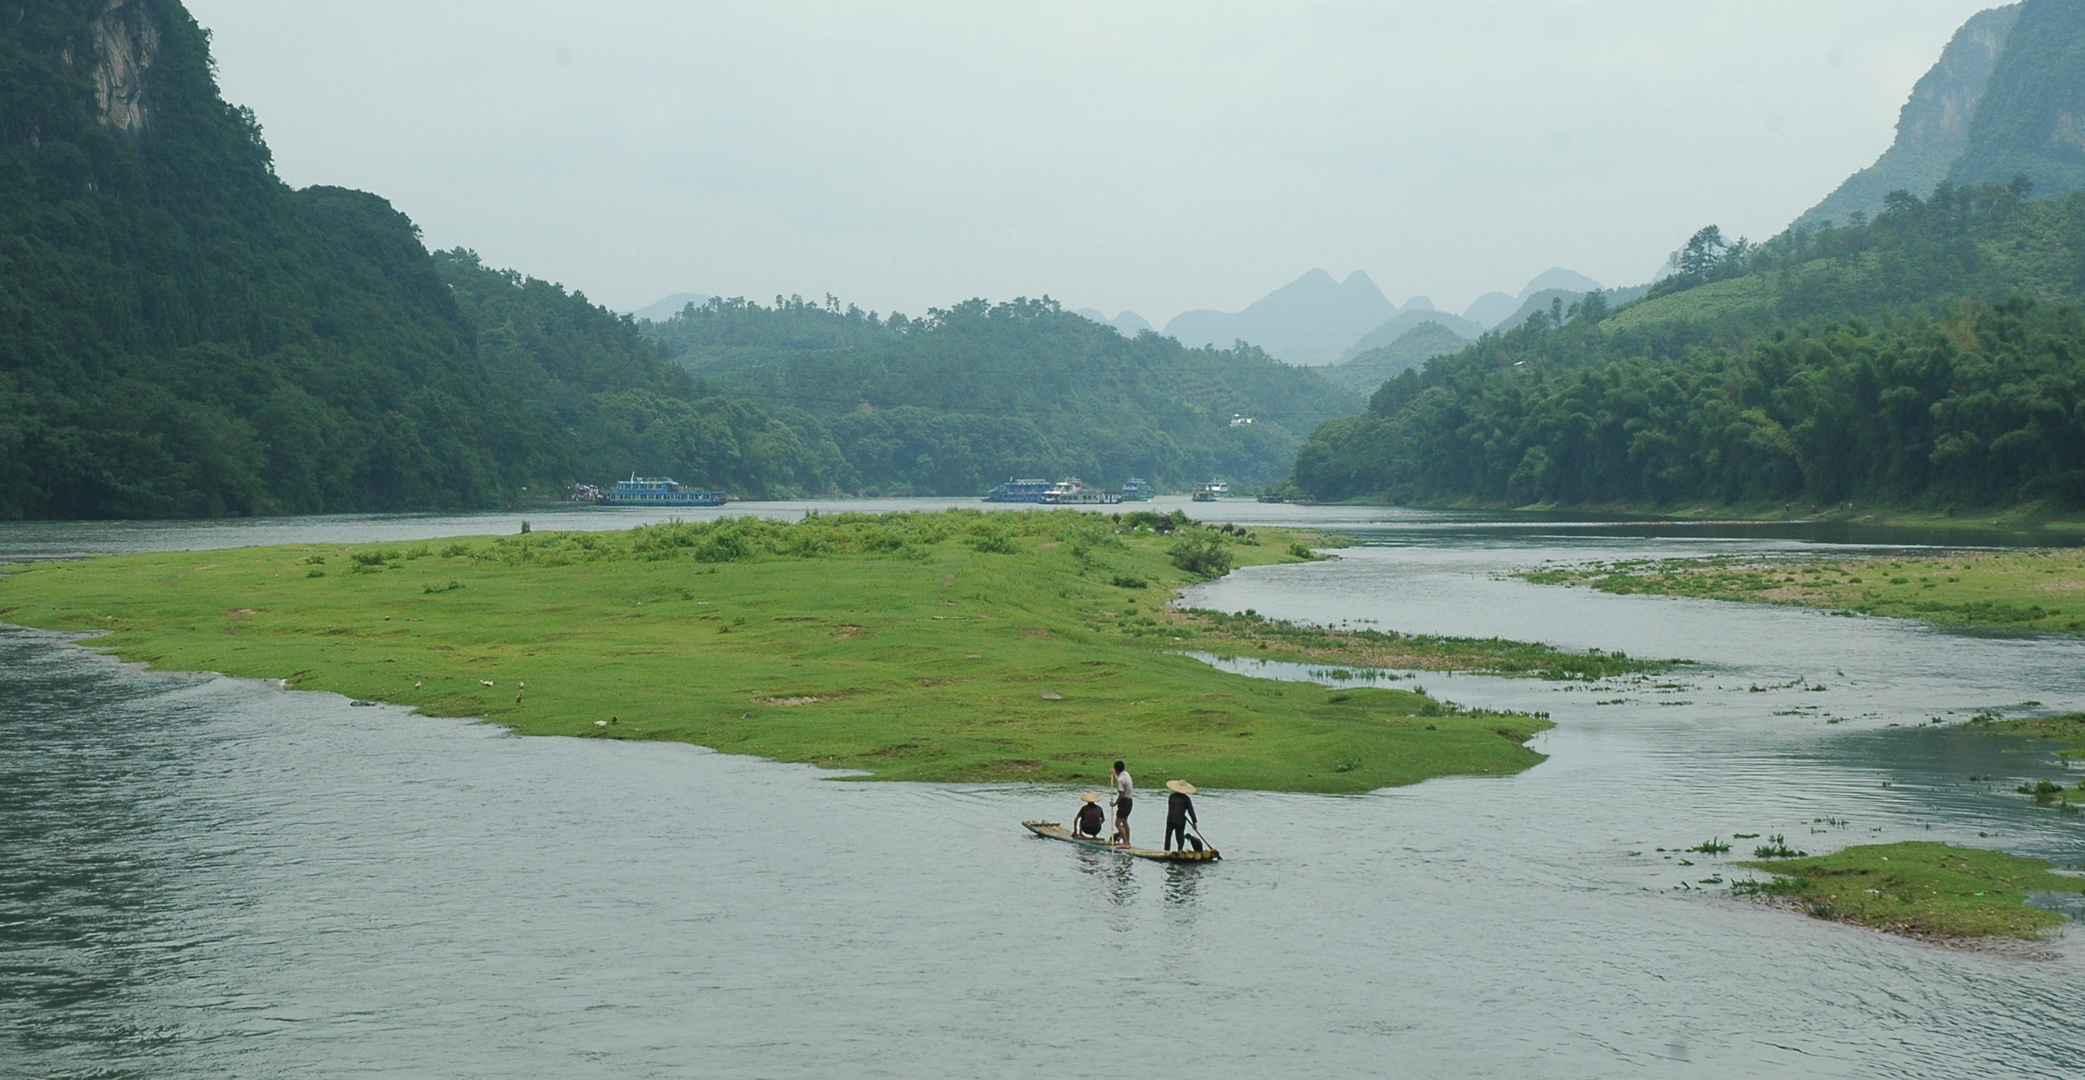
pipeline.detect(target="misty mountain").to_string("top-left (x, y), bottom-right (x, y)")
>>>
top-left (1320, 322), bottom-right (1471, 392)
top-left (1073, 308), bottom-right (1153, 335)
top-left (1797, 4), bottom-right (2022, 229)
top-left (1459, 292), bottom-right (1518, 328)
top-left (1491, 289), bottom-right (1589, 331)
top-left (1163, 269), bottom-right (1400, 365)
top-left (630, 292), bottom-right (712, 322)
top-left (1336, 309), bottom-right (1483, 362)
top-left (1453, 268), bottom-right (1606, 331)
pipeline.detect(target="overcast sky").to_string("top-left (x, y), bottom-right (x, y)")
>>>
top-left (186, 1), bottom-right (1999, 322)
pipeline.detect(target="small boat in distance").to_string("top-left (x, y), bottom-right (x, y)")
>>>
top-left (985, 478), bottom-right (1053, 503)
top-left (1041, 478), bottom-right (1121, 505)
top-left (602, 475), bottom-right (727, 506)
top-left (1191, 481), bottom-right (1228, 502)
top-left (1022, 820), bottom-right (1219, 861)
top-left (1120, 478), bottom-right (1153, 501)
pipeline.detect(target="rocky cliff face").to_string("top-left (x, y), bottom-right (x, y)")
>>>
top-left (1794, 3), bottom-right (2021, 229)
top-left (91, 0), bottom-right (160, 137)
top-left (1948, 0), bottom-right (2085, 194)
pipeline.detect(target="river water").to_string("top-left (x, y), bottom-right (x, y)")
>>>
top-left (4, 501), bottom-right (2083, 1078)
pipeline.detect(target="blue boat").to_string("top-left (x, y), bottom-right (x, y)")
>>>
top-left (602, 475), bottom-right (727, 507)
top-left (1120, 478), bottom-right (1153, 501)
top-left (985, 478), bottom-right (1052, 503)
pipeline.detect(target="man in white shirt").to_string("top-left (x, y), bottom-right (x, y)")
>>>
top-left (1110, 760), bottom-right (1134, 847)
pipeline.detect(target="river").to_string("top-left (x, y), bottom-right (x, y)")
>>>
top-left (3, 500), bottom-right (2082, 1078)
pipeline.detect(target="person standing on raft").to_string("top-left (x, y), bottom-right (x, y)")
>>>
top-left (1110, 760), bottom-right (1134, 847)
top-left (1164, 780), bottom-right (1199, 851)
top-left (1073, 792), bottom-right (1107, 839)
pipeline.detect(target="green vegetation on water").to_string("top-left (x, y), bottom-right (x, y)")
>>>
top-left (1735, 841), bottom-right (2085, 940)
top-left (0, 510), bottom-right (1661, 793)
top-left (1520, 548), bottom-right (2085, 634)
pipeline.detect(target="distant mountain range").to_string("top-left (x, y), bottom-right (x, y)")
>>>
top-left (1163, 269), bottom-right (1402, 365)
top-left (1156, 265), bottom-right (1611, 371)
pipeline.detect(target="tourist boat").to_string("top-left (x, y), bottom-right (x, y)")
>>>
top-left (1191, 482), bottom-right (1228, 502)
top-left (1119, 478), bottom-right (1153, 501)
top-left (1041, 478), bottom-right (1121, 505)
top-left (1022, 820), bottom-right (1220, 861)
top-left (602, 475), bottom-right (727, 506)
top-left (985, 478), bottom-right (1053, 503)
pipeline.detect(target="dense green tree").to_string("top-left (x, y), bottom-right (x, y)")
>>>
top-left (646, 296), bottom-right (1361, 493)
top-left (1291, 184), bottom-right (2085, 512)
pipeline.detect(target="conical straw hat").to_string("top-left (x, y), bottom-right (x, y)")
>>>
top-left (1080, 791), bottom-right (1103, 803)
top-left (1165, 779), bottom-right (1197, 795)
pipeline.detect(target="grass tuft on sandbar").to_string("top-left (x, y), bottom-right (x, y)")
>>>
top-left (1736, 841), bottom-right (2085, 940)
top-left (0, 509), bottom-right (1656, 793)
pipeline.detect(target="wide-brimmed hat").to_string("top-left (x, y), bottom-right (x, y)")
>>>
top-left (1165, 779), bottom-right (1197, 795)
top-left (1080, 791), bottom-right (1103, 803)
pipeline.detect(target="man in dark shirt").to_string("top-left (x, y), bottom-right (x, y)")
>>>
top-left (1073, 792), bottom-right (1106, 838)
top-left (1164, 779), bottom-right (1199, 851)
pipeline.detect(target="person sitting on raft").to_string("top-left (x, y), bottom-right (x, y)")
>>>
top-left (1073, 791), bottom-right (1107, 839)
top-left (1164, 779), bottom-right (1199, 851)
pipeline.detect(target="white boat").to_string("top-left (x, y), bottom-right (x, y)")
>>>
top-left (1040, 478), bottom-right (1121, 505)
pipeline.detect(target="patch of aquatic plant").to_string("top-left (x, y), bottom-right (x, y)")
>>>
top-left (1686, 838), bottom-right (1731, 854)
top-left (1753, 834), bottom-right (1805, 859)
top-left (1735, 841), bottom-right (2085, 940)
top-left (1521, 549), bottom-right (2085, 634)
top-left (1180, 607), bottom-right (1682, 680)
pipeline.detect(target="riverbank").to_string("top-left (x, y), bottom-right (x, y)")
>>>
top-left (1522, 549), bottom-right (2085, 635)
top-left (0, 510), bottom-right (1664, 793)
top-left (1736, 841), bottom-right (2085, 941)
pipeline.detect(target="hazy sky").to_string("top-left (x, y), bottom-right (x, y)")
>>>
top-left (186, 1), bottom-right (1998, 322)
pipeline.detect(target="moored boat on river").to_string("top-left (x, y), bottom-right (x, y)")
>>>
top-left (1041, 479), bottom-right (1121, 505)
top-left (1022, 820), bottom-right (1219, 861)
top-left (602, 476), bottom-right (727, 506)
top-left (1120, 478), bottom-right (1153, 501)
top-left (985, 478), bottom-right (1053, 502)
top-left (1191, 481), bottom-right (1228, 502)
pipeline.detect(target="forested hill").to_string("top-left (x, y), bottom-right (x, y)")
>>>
top-left (1289, 183), bottom-right (2085, 512)
top-left (0, 0), bottom-right (541, 517)
top-left (646, 297), bottom-right (1363, 494)
top-left (0, 0), bottom-right (850, 518)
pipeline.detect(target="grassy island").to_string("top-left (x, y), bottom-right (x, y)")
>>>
top-left (1523, 548), bottom-right (2085, 634)
top-left (1736, 841), bottom-right (2085, 941)
top-left (0, 510), bottom-right (1668, 793)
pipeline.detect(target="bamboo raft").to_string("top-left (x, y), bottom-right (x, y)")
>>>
top-left (1022, 820), bottom-right (1221, 861)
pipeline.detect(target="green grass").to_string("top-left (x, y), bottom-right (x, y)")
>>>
top-left (0, 509), bottom-right (1654, 793)
top-left (1523, 549), bottom-right (2085, 634)
top-left (1735, 841), bottom-right (2085, 940)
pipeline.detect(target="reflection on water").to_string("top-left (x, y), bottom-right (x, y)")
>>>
top-left (4, 502), bottom-right (2085, 1077)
